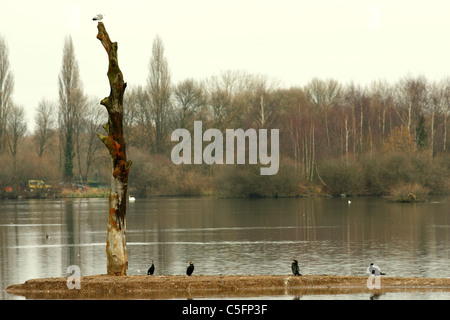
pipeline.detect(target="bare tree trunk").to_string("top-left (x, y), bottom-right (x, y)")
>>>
top-left (310, 124), bottom-right (315, 181)
top-left (258, 95), bottom-right (271, 128)
top-left (407, 101), bottom-right (412, 132)
top-left (382, 108), bottom-right (386, 145)
top-left (430, 110), bottom-right (435, 158)
top-left (360, 104), bottom-right (363, 152)
top-left (345, 116), bottom-right (349, 165)
top-left (288, 118), bottom-right (299, 175)
top-left (303, 125), bottom-right (310, 180)
top-left (352, 107), bottom-right (356, 156)
top-left (324, 111), bottom-right (331, 149)
top-left (96, 22), bottom-right (132, 276)
top-left (444, 113), bottom-right (448, 152)
top-left (76, 128), bottom-right (83, 182)
top-left (0, 35), bottom-right (14, 153)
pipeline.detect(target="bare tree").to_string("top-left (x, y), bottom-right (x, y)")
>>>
top-left (285, 88), bottom-right (304, 174)
top-left (122, 87), bottom-right (139, 143)
top-left (148, 35), bottom-right (171, 153)
top-left (249, 76), bottom-right (279, 129)
top-left (34, 98), bottom-right (55, 157)
top-left (172, 78), bottom-right (205, 130)
top-left (283, 87), bottom-right (317, 180)
top-left (443, 77), bottom-right (450, 152)
top-left (256, 95), bottom-right (271, 128)
top-left (124, 85), bottom-right (151, 149)
top-left (5, 104), bottom-right (27, 187)
top-left (0, 35), bottom-right (14, 152)
top-left (74, 99), bottom-right (88, 182)
top-left (393, 74), bottom-right (428, 135)
top-left (369, 80), bottom-right (393, 146)
top-left (5, 103), bottom-right (27, 158)
top-left (344, 82), bottom-right (368, 154)
top-left (208, 83), bottom-right (233, 129)
top-left (305, 78), bottom-right (342, 148)
top-left (81, 99), bottom-right (105, 182)
top-left (428, 81), bottom-right (444, 157)
top-left (205, 70), bottom-right (253, 129)
top-left (58, 35), bottom-right (86, 182)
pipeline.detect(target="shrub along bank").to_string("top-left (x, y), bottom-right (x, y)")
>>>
top-left (126, 151), bottom-right (450, 199)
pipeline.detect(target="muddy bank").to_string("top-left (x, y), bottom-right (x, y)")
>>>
top-left (5, 274), bottom-right (450, 299)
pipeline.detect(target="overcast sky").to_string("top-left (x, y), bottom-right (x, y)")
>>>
top-left (1, 0), bottom-right (450, 133)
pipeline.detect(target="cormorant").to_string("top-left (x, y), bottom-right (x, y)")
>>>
top-left (367, 263), bottom-right (385, 275)
top-left (186, 262), bottom-right (194, 276)
top-left (291, 259), bottom-right (302, 276)
top-left (147, 261), bottom-right (155, 275)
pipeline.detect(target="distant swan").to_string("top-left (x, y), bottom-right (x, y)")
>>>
top-left (129, 196), bottom-right (136, 202)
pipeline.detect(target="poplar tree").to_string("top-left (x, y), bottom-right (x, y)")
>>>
top-left (0, 35), bottom-right (14, 152)
top-left (58, 36), bottom-right (86, 182)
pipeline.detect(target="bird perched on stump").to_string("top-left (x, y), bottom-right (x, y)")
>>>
top-left (92, 14), bottom-right (104, 21)
top-left (147, 261), bottom-right (155, 275)
top-left (291, 259), bottom-right (302, 276)
top-left (186, 262), bottom-right (194, 276)
top-left (366, 263), bottom-right (385, 275)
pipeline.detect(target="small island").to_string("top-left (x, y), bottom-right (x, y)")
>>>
top-left (5, 274), bottom-right (450, 299)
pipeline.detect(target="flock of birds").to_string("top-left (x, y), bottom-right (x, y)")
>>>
top-left (290, 260), bottom-right (385, 276)
top-left (146, 261), bottom-right (194, 276)
top-left (145, 259), bottom-right (385, 277)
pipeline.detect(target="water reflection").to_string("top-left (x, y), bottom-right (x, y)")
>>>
top-left (1, 196), bottom-right (450, 299)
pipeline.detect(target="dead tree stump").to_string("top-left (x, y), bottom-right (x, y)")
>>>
top-left (96, 22), bottom-right (132, 276)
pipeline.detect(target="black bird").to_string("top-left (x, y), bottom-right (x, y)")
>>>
top-left (291, 259), bottom-right (302, 276)
top-left (186, 262), bottom-right (194, 276)
top-left (147, 261), bottom-right (155, 275)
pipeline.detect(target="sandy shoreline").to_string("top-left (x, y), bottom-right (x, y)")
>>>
top-left (5, 274), bottom-right (450, 299)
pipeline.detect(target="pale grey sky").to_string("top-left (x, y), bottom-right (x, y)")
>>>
top-left (1, 0), bottom-right (450, 133)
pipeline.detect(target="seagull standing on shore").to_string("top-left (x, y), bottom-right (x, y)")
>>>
top-left (366, 263), bottom-right (386, 275)
top-left (92, 14), bottom-right (104, 21)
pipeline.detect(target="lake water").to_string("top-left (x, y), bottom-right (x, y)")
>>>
top-left (1, 196), bottom-right (449, 300)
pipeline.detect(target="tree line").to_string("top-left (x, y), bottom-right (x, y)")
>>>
top-left (1, 34), bottom-right (450, 198)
